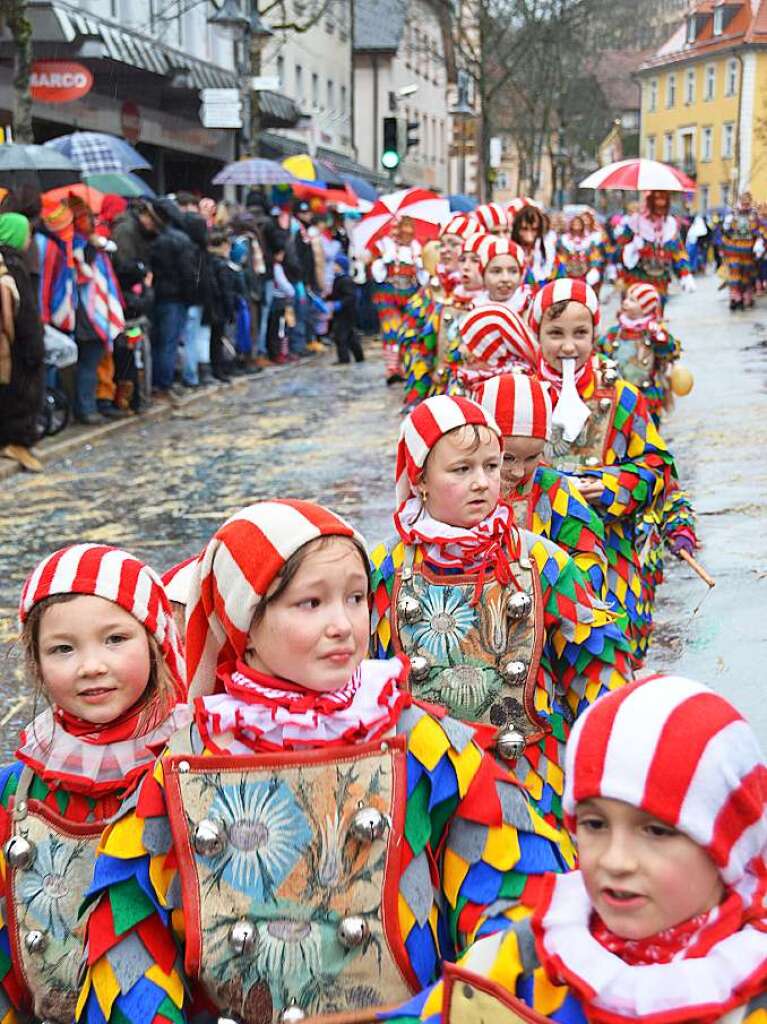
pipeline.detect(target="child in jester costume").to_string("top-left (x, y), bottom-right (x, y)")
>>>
top-left (398, 215), bottom-right (481, 411)
top-left (447, 302), bottom-right (539, 395)
top-left (472, 370), bottom-right (608, 603)
top-left (370, 395), bottom-right (632, 828)
top-left (0, 544), bottom-right (188, 1024)
top-left (383, 673), bottom-right (767, 1024)
top-left (529, 278), bottom-right (675, 665)
top-left (597, 282), bottom-right (681, 426)
top-left (76, 499), bottom-right (568, 1024)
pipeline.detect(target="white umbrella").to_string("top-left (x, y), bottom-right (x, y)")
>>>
top-left (579, 158), bottom-right (696, 192)
top-left (352, 187), bottom-right (451, 251)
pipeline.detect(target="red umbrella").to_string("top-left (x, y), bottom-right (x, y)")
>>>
top-left (353, 187), bottom-right (451, 251)
top-left (580, 159), bottom-right (696, 192)
top-left (290, 181), bottom-right (358, 207)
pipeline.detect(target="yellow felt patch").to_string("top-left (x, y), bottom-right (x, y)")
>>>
top-left (442, 846), bottom-right (470, 907)
top-left (482, 824), bottom-right (521, 870)
top-left (147, 964), bottom-right (184, 1006)
top-left (100, 813), bottom-right (147, 859)
top-left (447, 740), bottom-right (482, 797)
top-left (91, 958), bottom-right (120, 1019)
top-left (409, 714), bottom-right (451, 770)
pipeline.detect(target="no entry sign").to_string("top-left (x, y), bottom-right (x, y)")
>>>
top-left (30, 62), bottom-right (93, 103)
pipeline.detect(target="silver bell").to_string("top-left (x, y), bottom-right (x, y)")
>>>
top-left (24, 930), bottom-right (47, 954)
top-left (583, 456), bottom-right (600, 467)
top-left (349, 806), bottom-right (388, 843)
top-left (598, 397), bottom-right (612, 413)
top-left (228, 918), bottom-right (257, 955)
top-left (503, 660), bottom-right (527, 685)
top-left (641, 379), bottom-right (652, 390)
top-left (4, 835), bottom-right (36, 870)
top-left (281, 1004), bottom-right (306, 1024)
top-left (640, 356), bottom-right (650, 367)
top-left (507, 591), bottom-right (532, 620)
top-left (397, 594), bottom-right (421, 624)
top-left (602, 367), bottom-right (618, 386)
top-left (193, 818), bottom-right (226, 858)
top-left (642, 336), bottom-right (654, 348)
top-left (495, 728), bottom-right (526, 761)
top-left (337, 915), bottom-right (370, 949)
top-left (409, 654), bottom-right (430, 682)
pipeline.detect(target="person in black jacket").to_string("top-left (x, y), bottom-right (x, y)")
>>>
top-left (0, 213), bottom-right (45, 472)
top-left (207, 229), bottom-right (240, 383)
top-left (148, 198), bottom-right (198, 396)
top-left (178, 210), bottom-right (214, 387)
top-left (328, 254), bottom-right (364, 365)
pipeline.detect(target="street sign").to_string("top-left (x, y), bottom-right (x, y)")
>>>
top-left (200, 88), bottom-right (242, 128)
top-left (250, 76), bottom-right (280, 91)
top-left (489, 136), bottom-right (502, 168)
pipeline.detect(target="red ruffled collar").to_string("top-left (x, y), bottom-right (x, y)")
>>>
top-left (537, 353), bottom-right (596, 400)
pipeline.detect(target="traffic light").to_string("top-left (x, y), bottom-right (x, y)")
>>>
top-left (381, 117), bottom-right (400, 171)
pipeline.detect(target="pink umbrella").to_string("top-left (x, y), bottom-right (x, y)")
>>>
top-left (352, 187), bottom-right (451, 251)
top-left (579, 158), bottom-right (696, 192)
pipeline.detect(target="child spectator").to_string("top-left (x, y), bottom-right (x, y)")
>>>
top-left (329, 253), bottom-right (364, 365)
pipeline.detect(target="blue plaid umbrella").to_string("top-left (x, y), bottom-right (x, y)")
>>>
top-left (212, 158), bottom-right (297, 186)
top-left (45, 132), bottom-right (150, 174)
top-left (340, 174), bottom-right (378, 203)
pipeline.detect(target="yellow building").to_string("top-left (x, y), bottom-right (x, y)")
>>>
top-left (638, 0), bottom-right (767, 210)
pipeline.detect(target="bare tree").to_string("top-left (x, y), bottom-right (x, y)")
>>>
top-left (0, 0), bottom-right (34, 142)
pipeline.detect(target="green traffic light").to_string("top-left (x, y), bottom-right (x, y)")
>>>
top-left (381, 149), bottom-right (400, 170)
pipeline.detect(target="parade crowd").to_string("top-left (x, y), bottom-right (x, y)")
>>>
top-left (1, 181), bottom-right (767, 1024)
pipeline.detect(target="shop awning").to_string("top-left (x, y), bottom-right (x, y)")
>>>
top-left (256, 91), bottom-right (303, 130)
top-left (25, 0), bottom-right (237, 89)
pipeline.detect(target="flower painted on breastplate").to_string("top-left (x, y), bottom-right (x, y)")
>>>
top-left (17, 834), bottom-right (91, 942)
top-left (409, 584), bottom-right (477, 660)
top-left (207, 779), bottom-right (312, 899)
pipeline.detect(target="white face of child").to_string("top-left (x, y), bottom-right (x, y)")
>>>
top-left (484, 254), bottom-right (522, 302)
top-left (575, 797), bottom-right (725, 941)
top-left (621, 294), bottom-right (646, 320)
top-left (460, 252), bottom-right (483, 291)
top-left (440, 233), bottom-right (463, 271)
top-left (539, 302), bottom-right (594, 372)
top-left (421, 425), bottom-right (501, 528)
top-left (38, 595), bottom-right (151, 725)
top-left (501, 436), bottom-right (546, 496)
top-left (245, 537), bottom-right (370, 692)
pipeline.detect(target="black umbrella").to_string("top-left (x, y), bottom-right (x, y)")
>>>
top-left (0, 144), bottom-right (81, 192)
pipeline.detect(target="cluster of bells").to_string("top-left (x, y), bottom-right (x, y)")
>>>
top-left (197, 803), bottom-right (386, 1024)
top-left (606, 337), bottom-right (656, 391)
top-left (398, 587), bottom-right (532, 631)
top-left (4, 837), bottom-right (51, 958)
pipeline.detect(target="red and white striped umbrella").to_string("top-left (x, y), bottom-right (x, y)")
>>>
top-left (579, 158), bottom-right (696, 193)
top-left (352, 187), bottom-right (451, 251)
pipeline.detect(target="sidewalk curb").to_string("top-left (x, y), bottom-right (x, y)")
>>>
top-left (0, 357), bottom-right (324, 482)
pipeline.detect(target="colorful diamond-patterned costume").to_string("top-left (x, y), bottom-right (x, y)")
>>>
top-left (597, 322), bottom-right (680, 425)
top-left (398, 286), bottom-right (473, 406)
top-left (75, 657), bottom-right (569, 1024)
top-left (505, 467), bottom-right (608, 603)
top-left (540, 357), bottom-right (675, 665)
top-left (370, 528), bottom-right (631, 828)
top-left (613, 212), bottom-right (691, 300)
top-left (370, 236), bottom-right (423, 381)
top-left (635, 488), bottom-right (698, 658)
top-left (722, 208), bottom-right (762, 306)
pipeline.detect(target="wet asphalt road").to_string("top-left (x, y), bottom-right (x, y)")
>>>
top-left (0, 274), bottom-right (765, 758)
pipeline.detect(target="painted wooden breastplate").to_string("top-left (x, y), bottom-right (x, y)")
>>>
top-left (637, 244), bottom-right (670, 280)
top-left (563, 251), bottom-right (588, 278)
top-left (4, 767), bottom-right (104, 1024)
top-left (391, 538), bottom-right (546, 750)
top-left (604, 332), bottom-right (655, 389)
top-left (163, 731), bottom-right (415, 1024)
top-left (544, 373), bottom-right (617, 474)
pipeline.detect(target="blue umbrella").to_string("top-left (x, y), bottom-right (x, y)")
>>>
top-left (340, 174), bottom-right (378, 203)
top-left (448, 193), bottom-right (478, 212)
top-left (45, 132), bottom-right (150, 174)
top-left (84, 172), bottom-right (156, 198)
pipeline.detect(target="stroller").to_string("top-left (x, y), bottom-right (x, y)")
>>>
top-left (39, 323), bottom-right (76, 437)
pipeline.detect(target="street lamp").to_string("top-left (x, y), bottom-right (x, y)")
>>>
top-left (449, 98), bottom-right (476, 195)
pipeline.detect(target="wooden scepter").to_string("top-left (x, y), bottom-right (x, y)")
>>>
top-left (678, 549), bottom-right (716, 588)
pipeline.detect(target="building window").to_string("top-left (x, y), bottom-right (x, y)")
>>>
top-left (648, 78), bottom-right (658, 112)
top-left (721, 183), bottom-right (730, 206)
top-left (686, 15), bottom-right (696, 42)
top-left (722, 121), bottom-right (735, 158)
top-left (666, 74), bottom-right (676, 108)
top-left (704, 64), bottom-right (716, 100)
top-left (295, 63), bottom-right (303, 103)
top-left (663, 132), bottom-right (673, 161)
top-left (685, 68), bottom-right (695, 104)
top-left (701, 126), bottom-right (713, 161)
top-left (340, 84), bottom-right (347, 115)
top-left (311, 71), bottom-right (319, 109)
top-left (725, 58), bottom-right (738, 96)
top-left (327, 78), bottom-right (334, 111)
top-left (646, 135), bottom-right (656, 160)
top-left (276, 55), bottom-right (284, 90)
top-left (713, 6), bottom-right (723, 34)
top-left (700, 184), bottom-right (709, 211)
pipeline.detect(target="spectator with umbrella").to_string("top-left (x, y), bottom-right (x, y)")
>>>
top-left (0, 213), bottom-right (45, 472)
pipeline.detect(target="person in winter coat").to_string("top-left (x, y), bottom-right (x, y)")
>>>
top-left (148, 198), bottom-right (198, 397)
top-left (329, 253), bottom-right (364, 364)
top-left (207, 229), bottom-right (240, 382)
top-left (0, 213), bottom-right (45, 472)
top-left (179, 210), bottom-right (214, 388)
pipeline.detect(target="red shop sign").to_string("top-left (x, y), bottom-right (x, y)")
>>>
top-left (30, 61), bottom-right (93, 103)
